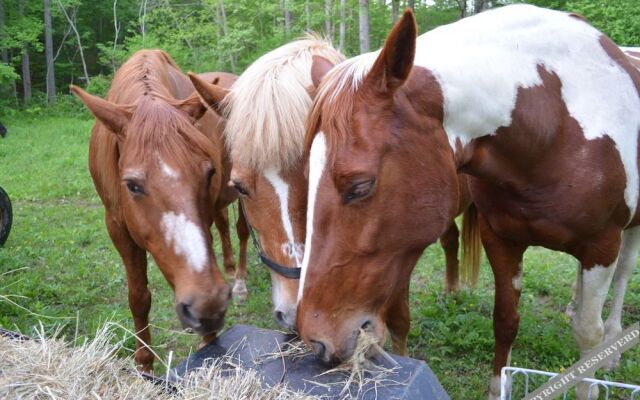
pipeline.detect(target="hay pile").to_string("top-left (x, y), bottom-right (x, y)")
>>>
top-left (0, 323), bottom-right (312, 400)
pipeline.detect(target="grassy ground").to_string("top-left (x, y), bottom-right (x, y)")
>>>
top-left (0, 115), bottom-right (638, 399)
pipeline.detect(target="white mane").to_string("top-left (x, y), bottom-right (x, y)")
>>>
top-left (222, 34), bottom-right (344, 171)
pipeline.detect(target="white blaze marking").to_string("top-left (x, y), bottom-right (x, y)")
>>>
top-left (161, 212), bottom-right (207, 272)
top-left (264, 168), bottom-right (303, 266)
top-left (333, 5), bottom-right (640, 222)
top-left (160, 159), bottom-right (179, 179)
top-left (298, 133), bottom-right (327, 302)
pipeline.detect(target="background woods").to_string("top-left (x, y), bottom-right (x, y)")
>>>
top-left (0, 0), bottom-right (638, 112)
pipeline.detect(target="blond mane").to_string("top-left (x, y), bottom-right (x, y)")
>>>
top-left (222, 34), bottom-right (344, 171)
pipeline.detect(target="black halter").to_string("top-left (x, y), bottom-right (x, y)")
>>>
top-left (239, 199), bottom-right (301, 280)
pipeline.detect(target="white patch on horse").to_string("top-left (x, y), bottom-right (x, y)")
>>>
top-left (415, 5), bottom-right (640, 219)
top-left (328, 5), bottom-right (640, 221)
top-left (298, 133), bottom-right (327, 302)
top-left (160, 159), bottom-right (179, 179)
top-left (573, 264), bottom-right (616, 354)
top-left (161, 212), bottom-right (207, 272)
top-left (512, 262), bottom-right (523, 291)
top-left (264, 168), bottom-right (303, 266)
top-left (281, 242), bottom-right (305, 262)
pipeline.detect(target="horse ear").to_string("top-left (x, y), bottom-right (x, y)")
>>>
top-left (178, 93), bottom-right (208, 121)
top-left (188, 72), bottom-right (229, 116)
top-left (366, 9), bottom-right (417, 93)
top-left (70, 85), bottom-right (131, 137)
top-left (311, 55), bottom-right (335, 89)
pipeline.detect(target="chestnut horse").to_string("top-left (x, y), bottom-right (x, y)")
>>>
top-left (189, 38), bottom-right (480, 332)
top-left (298, 6), bottom-right (640, 400)
top-left (71, 50), bottom-right (249, 371)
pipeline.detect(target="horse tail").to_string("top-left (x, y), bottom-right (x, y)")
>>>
top-left (461, 203), bottom-right (482, 288)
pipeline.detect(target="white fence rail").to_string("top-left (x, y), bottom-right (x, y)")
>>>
top-left (501, 366), bottom-right (640, 400)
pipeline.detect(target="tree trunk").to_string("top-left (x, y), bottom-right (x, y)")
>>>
top-left (44, 0), bottom-right (56, 103)
top-left (474, 0), bottom-right (486, 14)
top-left (391, 0), bottom-right (399, 23)
top-left (339, 0), bottom-right (346, 53)
top-left (283, 0), bottom-right (292, 35)
top-left (218, 0), bottom-right (236, 74)
top-left (359, 0), bottom-right (370, 54)
top-left (324, 0), bottom-right (332, 40)
top-left (139, 0), bottom-right (147, 40)
top-left (305, 0), bottom-right (310, 31)
top-left (55, 0), bottom-right (90, 84)
top-left (456, 0), bottom-right (467, 18)
top-left (0, 0), bottom-right (15, 101)
top-left (111, 0), bottom-right (120, 71)
top-left (19, 0), bottom-right (31, 104)
top-left (0, 0), bottom-right (7, 64)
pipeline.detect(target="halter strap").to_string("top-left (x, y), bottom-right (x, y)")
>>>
top-left (239, 199), bottom-right (301, 280)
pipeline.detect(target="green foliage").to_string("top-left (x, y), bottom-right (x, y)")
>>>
top-left (565, 0), bottom-right (640, 46)
top-left (1, 0), bottom-right (638, 105)
top-left (0, 62), bottom-right (18, 84)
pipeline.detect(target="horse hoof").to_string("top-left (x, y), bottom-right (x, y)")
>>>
top-left (233, 279), bottom-right (248, 303)
top-left (565, 301), bottom-right (576, 319)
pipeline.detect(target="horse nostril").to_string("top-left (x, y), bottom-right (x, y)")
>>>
top-left (274, 310), bottom-right (285, 324)
top-left (176, 302), bottom-right (201, 329)
top-left (361, 320), bottom-right (372, 331)
top-left (310, 340), bottom-right (327, 361)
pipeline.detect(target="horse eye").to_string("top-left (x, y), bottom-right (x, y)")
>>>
top-left (206, 167), bottom-right (216, 184)
top-left (125, 180), bottom-right (145, 196)
top-left (232, 181), bottom-right (249, 197)
top-left (344, 179), bottom-right (375, 203)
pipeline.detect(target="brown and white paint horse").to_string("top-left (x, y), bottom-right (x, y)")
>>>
top-left (71, 50), bottom-right (248, 371)
top-left (298, 6), bottom-right (640, 400)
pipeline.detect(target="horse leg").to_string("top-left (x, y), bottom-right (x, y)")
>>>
top-left (213, 207), bottom-right (236, 276)
top-left (440, 221), bottom-right (460, 293)
top-left (385, 282), bottom-right (411, 355)
top-left (479, 215), bottom-right (525, 400)
top-left (106, 217), bottom-right (153, 372)
top-left (565, 261), bottom-right (581, 318)
top-left (603, 227), bottom-right (640, 370)
top-left (232, 203), bottom-right (250, 302)
top-left (572, 233), bottom-right (620, 400)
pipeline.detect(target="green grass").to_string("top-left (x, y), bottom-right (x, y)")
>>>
top-left (0, 116), bottom-right (638, 399)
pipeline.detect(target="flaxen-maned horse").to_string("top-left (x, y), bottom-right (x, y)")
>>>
top-left (189, 37), bottom-right (344, 331)
top-left (71, 50), bottom-right (248, 371)
top-left (297, 6), bottom-right (639, 400)
top-left (189, 37), bottom-right (480, 333)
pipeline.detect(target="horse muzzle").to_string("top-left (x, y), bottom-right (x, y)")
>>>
top-left (176, 302), bottom-right (225, 336)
